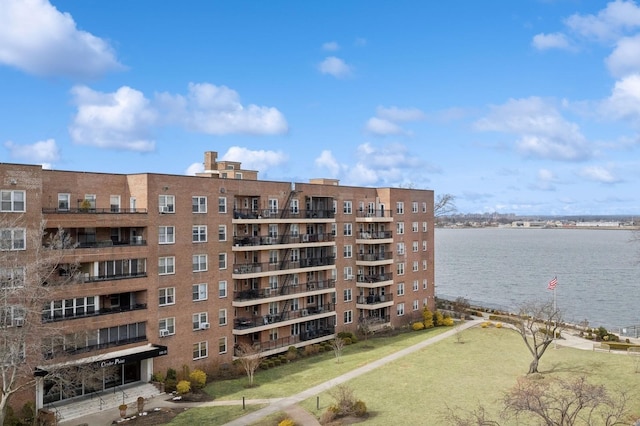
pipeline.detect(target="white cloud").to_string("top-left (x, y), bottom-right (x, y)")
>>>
top-left (600, 73), bottom-right (640, 123)
top-left (185, 162), bottom-right (204, 176)
top-left (4, 138), bottom-right (60, 167)
top-left (364, 118), bottom-right (405, 135)
top-left (318, 56), bottom-right (352, 78)
top-left (365, 106), bottom-right (426, 136)
top-left (565, 0), bottom-right (640, 42)
top-left (532, 32), bottom-right (571, 50)
top-left (315, 150), bottom-right (341, 176)
top-left (0, 0), bottom-right (123, 78)
top-left (69, 85), bottom-right (157, 151)
top-left (157, 83), bottom-right (288, 135)
top-left (606, 34), bottom-right (640, 77)
top-left (220, 147), bottom-right (288, 172)
top-left (578, 165), bottom-right (620, 183)
top-left (533, 168), bottom-right (557, 191)
top-left (322, 41), bottom-right (339, 51)
top-left (474, 97), bottom-right (592, 161)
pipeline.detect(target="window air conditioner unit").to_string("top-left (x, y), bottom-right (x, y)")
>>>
top-left (302, 234), bottom-right (309, 242)
top-left (160, 206), bottom-right (169, 213)
top-left (301, 309), bottom-right (309, 316)
top-left (13, 318), bottom-right (24, 327)
top-left (159, 329), bottom-right (170, 337)
top-left (346, 275), bottom-right (354, 280)
top-left (200, 322), bottom-right (210, 330)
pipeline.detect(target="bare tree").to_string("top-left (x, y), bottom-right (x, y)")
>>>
top-left (235, 342), bottom-right (264, 388)
top-left (358, 316), bottom-right (375, 341)
top-left (1, 219), bottom-right (75, 424)
top-left (330, 337), bottom-right (345, 363)
top-left (434, 193), bottom-right (457, 217)
top-left (509, 300), bottom-right (563, 374)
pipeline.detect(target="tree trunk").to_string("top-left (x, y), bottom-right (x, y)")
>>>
top-left (528, 357), bottom-right (539, 374)
top-left (0, 395), bottom-right (8, 426)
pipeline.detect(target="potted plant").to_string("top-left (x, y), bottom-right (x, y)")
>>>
top-left (119, 404), bottom-right (128, 418)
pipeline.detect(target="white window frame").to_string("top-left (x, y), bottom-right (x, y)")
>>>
top-left (110, 195), bottom-right (121, 212)
top-left (192, 196), bottom-right (207, 213)
top-left (423, 279), bottom-right (428, 289)
top-left (218, 253), bottom-right (227, 269)
top-left (57, 193), bottom-right (70, 211)
top-left (192, 283), bottom-right (208, 301)
top-left (343, 288), bottom-right (352, 302)
top-left (193, 341), bottom-right (208, 360)
top-left (423, 240), bottom-right (428, 251)
top-left (413, 300), bottom-right (419, 311)
top-left (397, 222), bottom-right (404, 235)
top-left (158, 226), bottom-right (175, 244)
top-left (218, 281), bottom-right (227, 298)
top-left (422, 202), bottom-right (427, 213)
top-left (218, 225), bottom-right (227, 241)
top-left (397, 262), bottom-right (405, 276)
top-left (159, 195), bottom-right (175, 213)
top-left (218, 337), bottom-right (227, 354)
top-left (397, 282), bottom-right (405, 296)
top-left (193, 254), bottom-right (208, 272)
top-left (159, 317), bottom-right (176, 335)
top-left (413, 280), bottom-right (419, 291)
top-left (218, 197), bottom-right (227, 213)
top-left (343, 201), bottom-right (352, 214)
top-left (0, 267), bottom-right (25, 289)
top-left (159, 287), bottom-right (175, 306)
top-left (192, 312), bottom-right (208, 330)
top-left (219, 308), bottom-right (227, 326)
top-left (1, 190), bottom-right (25, 212)
top-left (343, 223), bottom-right (352, 236)
top-left (396, 202), bottom-right (404, 214)
top-left (1, 228), bottom-right (25, 251)
top-left (412, 241), bottom-right (419, 252)
top-left (413, 261), bottom-right (419, 272)
top-left (192, 225), bottom-right (207, 243)
top-left (343, 245), bottom-right (352, 258)
top-left (397, 303), bottom-right (405, 316)
top-left (397, 242), bottom-right (405, 255)
top-left (412, 202), bottom-right (418, 213)
top-left (344, 310), bottom-right (353, 324)
top-left (158, 256), bottom-right (175, 275)
top-left (412, 222), bottom-right (419, 232)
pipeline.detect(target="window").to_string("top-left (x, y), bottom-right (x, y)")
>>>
top-left (343, 223), bottom-right (352, 236)
top-left (422, 202), bottom-right (427, 213)
top-left (396, 202), bottom-right (404, 214)
top-left (412, 222), bottom-right (419, 232)
top-left (57, 193), bottom-right (70, 211)
top-left (343, 201), bottom-right (352, 214)
top-left (218, 225), bottom-right (227, 241)
top-left (413, 261), bottom-right (419, 272)
top-left (333, 200), bottom-right (337, 214)
top-left (159, 195), bottom-right (175, 213)
top-left (290, 248), bottom-right (299, 262)
top-left (423, 260), bottom-right (428, 270)
top-left (413, 300), bottom-right (419, 311)
top-left (268, 198), bottom-right (278, 214)
top-left (269, 329), bottom-right (278, 341)
top-left (192, 225), bottom-right (207, 243)
top-left (42, 297), bottom-right (95, 321)
top-left (0, 306), bottom-right (26, 327)
top-left (397, 283), bottom-right (405, 296)
top-left (397, 303), bottom-right (405, 316)
top-left (110, 195), bottom-right (120, 212)
top-left (218, 197), bottom-right (227, 213)
top-left (192, 283), bottom-right (208, 301)
top-left (397, 242), bottom-right (405, 255)
top-left (423, 279), bottom-right (428, 290)
top-left (218, 309), bottom-right (227, 326)
top-left (159, 287), bottom-right (175, 306)
top-left (1, 190), bottom-right (25, 212)
top-left (218, 281), bottom-right (227, 298)
top-left (331, 223), bottom-right (337, 236)
top-left (218, 337), bottom-right (227, 354)
top-left (291, 199), bottom-right (299, 214)
top-left (159, 317), bottom-right (175, 335)
top-left (218, 253), bottom-right (227, 269)
top-left (343, 245), bottom-right (352, 258)
top-left (412, 241), bottom-right (419, 252)
top-left (397, 262), bottom-right (405, 276)
top-left (235, 172), bottom-right (242, 179)
top-left (423, 222), bottom-right (428, 232)
top-left (413, 280), bottom-right (419, 291)
top-left (343, 288), bottom-right (352, 302)
top-left (344, 310), bottom-right (353, 324)
top-left (396, 222), bottom-right (404, 235)
top-left (343, 266), bottom-right (353, 280)
top-left (192, 312), bottom-right (208, 330)
top-left (193, 341), bottom-right (208, 360)
top-left (412, 202), bottom-right (418, 213)
top-left (158, 226), bottom-right (175, 244)
top-left (83, 194), bottom-right (96, 210)
top-left (158, 257), bottom-right (175, 275)
top-left (268, 250), bottom-right (278, 265)
top-left (193, 254), bottom-right (208, 272)
top-left (1, 228), bottom-right (25, 251)
top-left (422, 240), bottom-right (427, 251)
top-left (0, 267), bottom-right (24, 289)
top-left (192, 196), bottom-right (207, 213)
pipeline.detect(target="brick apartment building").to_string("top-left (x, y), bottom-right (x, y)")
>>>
top-left (0, 151), bottom-right (434, 411)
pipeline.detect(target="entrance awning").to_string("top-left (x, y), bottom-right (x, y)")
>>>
top-left (35, 343), bottom-right (167, 376)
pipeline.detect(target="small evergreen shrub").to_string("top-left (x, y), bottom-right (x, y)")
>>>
top-left (189, 369), bottom-right (207, 389)
top-left (435, 311), bottom-right (445, 326)
top-left (354, 399), bottom-right (367, 417)
top-left (442, 316), bottom-right (454, 326)
top-left (164, 378), bottom-right (177, 393)
top-left (343, 337), bottom-right (352, 345)
top-left (495, 322), bottom-right (503, 328)
top-left (412, 321), bottom-right (425, 331)
top-left (337, 331), bottom-right (358, 343)
top-left (278, 419), bottom-right (295, 426)
top-left (176, 380), bottom-right (191, 395)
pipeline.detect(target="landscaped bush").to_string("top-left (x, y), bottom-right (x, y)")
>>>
top-left (286, 346), bottom-right (298, 361)
top-left (278, 418), bottom-right (296, 426)
top-left (164, 379), bottom-right (177, 393)
top-left (176, 380), bottom-right (191, 395)
top-left (423, 307), bottom-right (434, 328)
top-left (166, 368), bottom-right (177, 380)
top-left (337, 331), bottom-right (358, 343)
top-left (495, 322), bottom-right (503, 328)
top-left (273, 358), bottom-right (282, 366)
top-left (260, 361), bottom-right (270, 370)
top-left (353, 399), bottom-right (367, 417)
top-left (343, 337), bottom-right (352, 345)
top-left (434, 311), bottom-right (445, 326)
top-left (412, 321), bottom-right (425, 331)
top-left (441, 316), bottom-right (454, 326)
top-left (189, 369), bottom-right (207, 389)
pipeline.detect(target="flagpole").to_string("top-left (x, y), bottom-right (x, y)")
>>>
top-left (553, 276), bottom-right (557, 349)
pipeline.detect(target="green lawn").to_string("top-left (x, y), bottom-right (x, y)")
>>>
top-left (170, 326), bottom-right (640, 425)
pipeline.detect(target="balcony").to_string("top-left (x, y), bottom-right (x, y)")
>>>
top-left (233, 303), bottom-right (335, 331)
top-left (234, 279), bottom-right (336, 301)
top-left (233, 256), bottom-right (335, 276)
top-left (357, 294), bottom-right (393, 305)
top-left (356, 231), bottom-right (392, 240)
top-left (233, 325), bottom-right (336, 357)
top-left (82, 271), bottom-right (147, 283)
top-left (233, 208), bottom-right (335, 221)
top-left (232, 233), bottom-right (334, 248)
top-left (76, 239), bottom-right (147, 249)
top-left (42, 303), bottom-right (147, 323)
top-left (357, 272), bottom-right (393, 284)
top-left (42, 207), bottom-right (147, 214)
top-left (355, 210), bottom-right (393, 222)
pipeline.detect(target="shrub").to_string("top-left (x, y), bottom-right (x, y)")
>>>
top-left (176, 380), bottom-right (191, 395)
top-left (481, 322), bottom-right (489, 328)
top-left (412, 321), bottom-right (425, 331)
top-left (286, 346), bottom-right (298, 361)
top-left (273, 358), bottom-right (282, 366)
top-left (495, 322), bottom-right (503, 328)
top-left (442, 316), bottom-right (454, 326)
top-left (434, 311), bottom-right (445, 326)
top-left (337, 331), bottom-right (358, 343)
top-left (189, 369), bottom-right (207, 389)
top-left (278, 419), bottom-right (296, 426)
top-left (320, 409), bottom-right (336, 424)
top-left (343, 337), bottom-right (352, 345)
top-left (354, 399), bottom-right (367, 417)
top-left (164, 378), bottom-right (177, 393)
top-left (166, 368), bottom-right (177, 380)
top-left (151, 372), bottom-right (164, 382)
top-left (304, 344), bottom-right (320, 356)
top-left (318, 346), bottom-right (325, 353)
top-left (180, 364), bottom-right (191, 381)
top-left (423, 307), bottom-right (434, 328)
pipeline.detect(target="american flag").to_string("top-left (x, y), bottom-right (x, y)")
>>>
top-left (548, 276), bottom-right (558, 290)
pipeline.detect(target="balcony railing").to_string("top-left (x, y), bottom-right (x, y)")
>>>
top-left (53, 336), bottom-right (148, 358)
top-left (355, 210), bottom-right (392, 218)
top-left (76, 239), bottom-right (147, 249)
top-left (359, 315), bottom-right (391, 325)
top-left (42, 304), bottom-right (148, 323)
top-left (43, 208), bottom-right (147, 214)
top-left (357, 273), bottom-right (393, 283)
top-left (83, 271), bottom-right (147, 283)
top-left (357, 294), bottom-right (393, 305)
top-left (233, 209), bottom-right (335, 219)
top-left (233, 256), bottom-right (335, 275)
top-left (356, 252), bottom-right (393, 262)
top-left (234, 325), bottom-right (336, 356)
top-left (233, 233), bottom-right (334, 247)
top-left (233, 303), bottom-right (335, 330)
top-left (357, 231), bottom-right (392, 239)
top-left (234, 279), bottom-right (336, 301)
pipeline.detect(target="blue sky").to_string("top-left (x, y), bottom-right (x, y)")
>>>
top-left (1, 0), bottom-right (640, 215)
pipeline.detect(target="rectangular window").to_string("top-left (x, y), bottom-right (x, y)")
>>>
top-left (423, 260), bottom-right (428, 270)
top-left (0, 267), bottom-right (24, 289)
top-left (192, 312), bottom-right (208, 330)
top-left (423, 222), bottom-right (428, 232)
top-left (83, 194), bottom-right (96, 210)
top-left (343, 288), bottom-right (352, 302)
top-left (192, 225), bottom-right (207, 242)
top-left (413, 261), bottom-right (419, 272)
top-left (218, 337), bottom-right (227, 354)
top-left (218, 280), bottom-right (227, 298)
top-left (192, 283), bottom-right (208, 301)
top-left (1, 190), bottom-right (25, 212)
top-left (343, 201), bottom-right (352, 214)
top-left (0, 228), bottom-right (25, 251)
top-left (159, 195), bottom-right (175, 213)
top-left (344, 310), bottom-right (353, 324)
top-left (397, 222), bottom-right (404, 235)
top-left (413, 300), bottom-right (419, 311)
top-left (193, 341), bottom-right (208, 360)
top-left (218, 225), bottom-right (227, 241)
top-left (343, 266), bottom-right (353, 280)
top-left (412, 202), bottom-right (418, 213)
top-left (290, 199), bottom-right (299, 214)
top-left (269, 250), bottom-right (278, 264)
top-left (397, 283), bottom-right (405, 296)
top-left (158, 256), bottom-right (175, 275)
top-left (413, 280), bottom-right (419, 291)
top-left (412, 241), bottom-right (419, 252)
top-left (192, 254), bottom-right (208, 272)
top-left (423, 240), bottom-right (427, 251)
top-left (343, 245), bottom-right (352, 258)
top-left (192, 196), bottom-right (207, 213)
top-left (422, 202), bottom-right (427, 213)
top-left (159, 287), bottom-right (175, 306)
top-left (397, 242), bottom-right (405, 255)
top-left (396, 202), bottom-right (404, 214)
top-left (158, 226), bottom-right (175, 244)
top-left (57, 193), bottom-right (70, 211)
top-left (423, 279), bottom-right (428, 289)
top-left (269, 329), bottom-right (278, 341)
top-left (218, 253), bottom-right (227, 269)
top-left (397, 303), bottom-right (405, 316)
top-left (343, 223), bottom-right (352, 236)
top-left (218, 197), bottom-right (227, 213)
top-left (397, 262), bottom-right (405, 275)
top-left (218, 309), bottom-right (227, 326)
top-left (159, 317), bottom-right (175, 335)
top-left (412, 222), bottom-right (419, 232)
top-left (110, 195), bottom-right (120, 212)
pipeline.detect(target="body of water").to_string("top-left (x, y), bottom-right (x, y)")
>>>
top-left (435, 227), bottom-right (640, 332)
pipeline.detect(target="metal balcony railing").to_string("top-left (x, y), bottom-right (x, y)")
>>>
top-left (233, 256), bottom-right (335, 274)
top-left (234, 279), bottom-right (336, 301)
